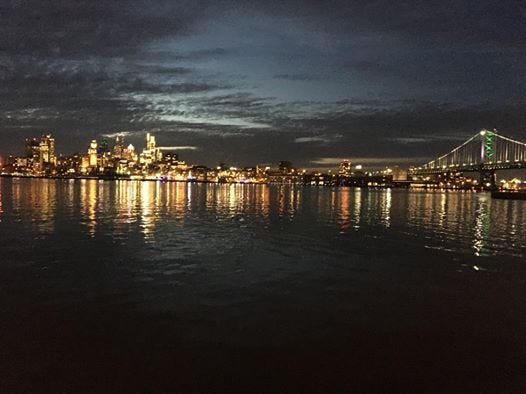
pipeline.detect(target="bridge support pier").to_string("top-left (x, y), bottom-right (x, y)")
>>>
top-left (479, 169), bottom-right (496, 190)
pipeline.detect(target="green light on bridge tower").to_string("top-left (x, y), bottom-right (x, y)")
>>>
top-left (485, 131), bottom-right (494, 160)
top-left (480, 129), bottom-right (494, 162)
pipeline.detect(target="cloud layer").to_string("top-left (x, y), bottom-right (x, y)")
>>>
top-left (1, 0), bottom-right (525, 168)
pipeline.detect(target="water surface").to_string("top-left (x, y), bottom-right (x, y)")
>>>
top-left (1, 178), bottom-right (525, 392)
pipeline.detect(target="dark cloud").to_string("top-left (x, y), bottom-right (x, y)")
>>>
top-left (0, 1), bottom-right (200, 58)
top-left (176, 48), bottom-right (233, 61)
top-left (273, 73), bottom-right (318, 81)
top-left (267, 0), bottom-right (526, 50)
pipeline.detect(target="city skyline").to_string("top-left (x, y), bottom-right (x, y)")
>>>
top-left (2, 1), bottom-right (526, 169)
top-left (1, 131), bottom-right (401, 184)
top-left (3, 130), bottom-right (526, 192)
top-left (0, 127), bottom-right (428, 171)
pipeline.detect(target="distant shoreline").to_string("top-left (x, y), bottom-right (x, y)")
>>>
top-left (0, 173), bottom-right (488, 191)
top-left (0, 173), bottom-right (263, 185)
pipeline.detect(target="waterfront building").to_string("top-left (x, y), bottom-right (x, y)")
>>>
top-left (39, 134), bottom-right (56, 166)
top-left (140, 133), bottom-right (162, 166)
top-left (24, 134), bottom-right (56, 173)
top-left (270, 162), bottom-right (303, 184)
top-left (88, 140), bottom-right (98, 168)
top-left (339, 160), bottom-right (352, 176)
top-left (112, 136), bottom-right (125, 159)
top-left (25, 138), bottom-right (40, 158)
top-left (123, 144), bottom-right (137, 162)
top-left (278, 161), bottom-right (294, 174)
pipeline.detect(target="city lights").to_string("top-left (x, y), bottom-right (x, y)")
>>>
top-left (1, 131), bottom-right (525, 192)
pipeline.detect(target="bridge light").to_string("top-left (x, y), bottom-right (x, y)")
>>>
top-left (480, 130), bottom-right (486, 136)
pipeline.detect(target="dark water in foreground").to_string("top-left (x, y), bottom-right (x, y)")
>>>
top-left (1, 178), bottom-right (525, 392)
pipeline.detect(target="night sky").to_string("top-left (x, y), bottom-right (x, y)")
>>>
top-left (1, 0), bottom-right (526, 169)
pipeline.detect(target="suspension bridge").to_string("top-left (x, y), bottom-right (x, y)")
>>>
top-left (410, 130), bottom-right (526, 181)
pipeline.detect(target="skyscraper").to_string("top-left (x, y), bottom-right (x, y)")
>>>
top-left (88, 140), bottom-right (98, 167)
top-left (339, 160), bottom-right (352, 176)
top-left (113, 136), bottom-right (124, 159)
top-left (25, 138), bottom-right (40, 160)
top-left (140, 133), bottom-right (162, 165)
top-left (25, 134), bottom-right (56, 172)
top-left (39, 134), bottom-right (55, 166)
top-left (146, 133), bottom-right (156, 151)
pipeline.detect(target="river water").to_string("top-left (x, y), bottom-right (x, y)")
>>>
top-left (1, 178), bottom-right (525, 392)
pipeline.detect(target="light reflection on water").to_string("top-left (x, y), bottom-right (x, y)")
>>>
top-left (473, 196), bottom-right (490, 257)
top-left (0, 181), bottom-right (3, 219)
top-left (2, 179), bottom-right (526, 391)
top-left (0, 178), bottom-right (525, 260)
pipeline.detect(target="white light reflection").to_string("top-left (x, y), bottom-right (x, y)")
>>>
top-left (187, 182), bottom-right (193, 210)
top-left (438, 192), bottom-right (447, 227)
top-left (80, 179), bottom-right (98, 237)
top-left (259, 184), bottom-right (270, 220)
top-left (228, 184), bottom-right (238, 213)
top-left (37, 180), bottom-right (56, 234)
top-left (353, 188), bottom-right (362, 230)
top-left (380, 188), bottom-right (392, 228)
top-left (473, 196), bottom-right (491, 257)
top-left (0, 178), bottom-right (4, 221)
top-left (140, 181), bottom-right (155, 242)
top-left (111, 180), bottom-right (134, 236)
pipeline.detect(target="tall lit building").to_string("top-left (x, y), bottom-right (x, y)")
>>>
top-left (39, 134), bottom-right (55, 166)
top-left (88, 140), bottom-right (98, 167)
top-left (98, 138), bottom-right (109, 155)
top-left (113, 136), bottom-right (125, 159)
top-left (123, 144), bottom-right (137, 162)
top-left (339, 160), bottom-right (352, 176)
top-left (25, 138), bottom-right (40, 159)
top-left (146, 132), bottom-right (156, 151)
top-left (25, 134), bottom-right (56, 172)
top-left (140, 132), bottom-right (162, 165)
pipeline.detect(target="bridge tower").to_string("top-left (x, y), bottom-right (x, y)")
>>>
top-left (479, 130), bottom-right (496, 189)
